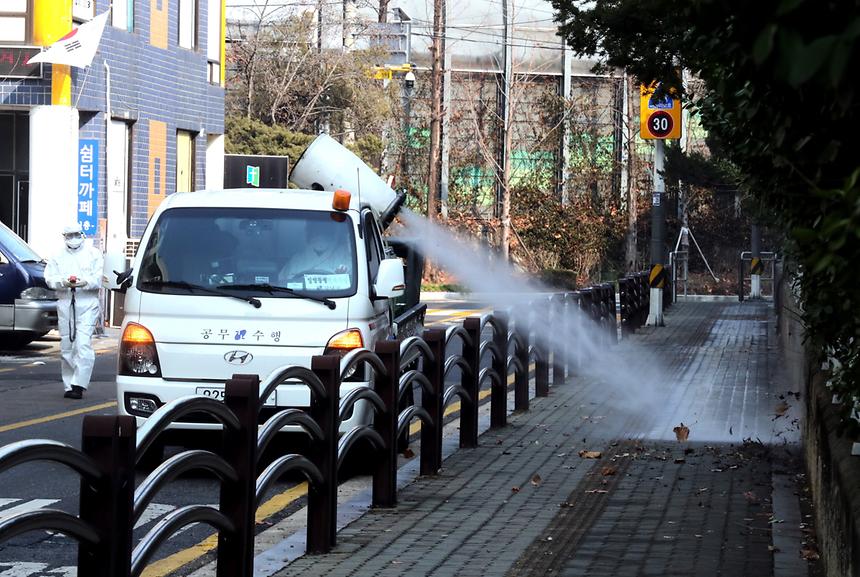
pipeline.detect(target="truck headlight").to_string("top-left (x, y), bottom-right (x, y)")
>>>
top-left (120, 323), bottom-right (162, 377)
top-left (324, 328), bottom-right (364, 380)
top-left (19, 287), bottom-right (56, 300)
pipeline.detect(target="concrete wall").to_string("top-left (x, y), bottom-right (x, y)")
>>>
top-left (778, 265), bottom-right (860, 577)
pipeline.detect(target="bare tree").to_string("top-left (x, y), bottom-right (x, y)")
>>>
top-left (426, 0), bottom-right (445, 221)
top-left (226, 10), bottom-right (394, 139)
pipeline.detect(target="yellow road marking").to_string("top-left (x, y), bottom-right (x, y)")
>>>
top-left (0, 368), bottom-right (14, 373)
top-left (0, 401), bottom-right (118, 434)
top-left (142, 482), bottom-right (311, 577)
top-left (144, 363), bottom-right (531, 577)
top-left (426, 308), bottom-right (487, 327)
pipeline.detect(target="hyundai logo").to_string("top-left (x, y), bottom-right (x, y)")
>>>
top-left (224, 350), bottom-right (253, 365)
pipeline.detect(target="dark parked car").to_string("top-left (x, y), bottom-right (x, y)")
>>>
top-left (0, 221), bottom-right (58, 348)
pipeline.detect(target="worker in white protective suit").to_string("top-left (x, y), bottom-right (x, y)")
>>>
top-left (44, 223), bottom-right (104, 399)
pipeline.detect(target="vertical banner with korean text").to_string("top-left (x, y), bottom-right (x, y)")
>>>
top-left (78, 139), bottom-right (99, 235)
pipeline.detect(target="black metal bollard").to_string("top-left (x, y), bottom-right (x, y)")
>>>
top-left (552, 295), bottom-right (566, 386)
top-left (79, 415), bottom-right (136, 577)
top-left (421, 329), bottom-right (446, 475)
top-left (568, 292), bottom-right (583, 375)
top-left (372, 340), bottom-right (400, 508)
top-left (460, 317), bottom-right (482, 448)
top-left (216, 374), bottom-right (260, 577)
top-left (534, 299), bottom-right (550, 397)
top-left (307, 355), bottom-right (340, 553)
top-left (490, 311), bottom-right (509, 429)
top-left (606, 283), bottom-right (619, 345)
top-left (514, 318), bottom-right (529, 412)
top-left (618, 278), bottom-right (630, 339)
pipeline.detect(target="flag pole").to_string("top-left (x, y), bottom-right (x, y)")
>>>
top-left (73, 62), bottom-right (93, 108)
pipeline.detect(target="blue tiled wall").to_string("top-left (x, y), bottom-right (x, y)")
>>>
top-left (0, 0), bottom-right (225, 239)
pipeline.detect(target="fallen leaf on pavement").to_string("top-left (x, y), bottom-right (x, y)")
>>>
top-left (601, 466), bottom-right (617, 476)
top-left (531, 474), bottom-right (542, 486)
top-left (775, 402), bottom-right (790, 417)
top-left (579, 450), bottom-right (602, 459)
top-left (401, 448), bottom-right (415, 459)
top-left (800, 547), bottom-right (820, 561)
top-left (511, 486), bottom-right (520, 493)
top-left (673, 423), bottom-right (690, 442)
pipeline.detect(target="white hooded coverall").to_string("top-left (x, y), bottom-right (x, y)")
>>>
top-left (44, 240), bottom-right (104, 391)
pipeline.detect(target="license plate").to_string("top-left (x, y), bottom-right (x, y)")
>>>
top-left (196, 386), bottom-right (276, 406)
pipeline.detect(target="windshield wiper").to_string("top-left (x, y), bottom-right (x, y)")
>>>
top-left (141, 280), bottom-right (261, 308)
top-left (223, 283), bottom-right (337, 310)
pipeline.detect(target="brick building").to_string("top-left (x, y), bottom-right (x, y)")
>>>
top-left (0, 0), bottom-right (225, 262)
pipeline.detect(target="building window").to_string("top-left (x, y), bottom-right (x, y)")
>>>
top-left (176, 130), bottom-right (196, 192)
top-left (0, 0), bottom-right (29, 44)
top-left (178, 0), bottom-right (197, 49)
top-left (111, 0), bottom-right (134, 32)
top-left (206, 0), bottom-right (221, 83)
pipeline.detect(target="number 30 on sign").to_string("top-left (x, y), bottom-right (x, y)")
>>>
top-left (640, 83), bottom-right (682, 140)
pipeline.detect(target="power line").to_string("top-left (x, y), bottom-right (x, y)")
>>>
top-left (412, 30), bottom-right (570, 52)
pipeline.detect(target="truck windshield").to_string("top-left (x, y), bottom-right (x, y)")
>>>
top-left (137, 207), bottom-right (357, 298)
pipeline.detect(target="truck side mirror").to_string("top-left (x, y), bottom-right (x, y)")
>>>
top-left (374, 258), bottom-right (405, 299)
top-left (103, 253), bottom-right (132, 292)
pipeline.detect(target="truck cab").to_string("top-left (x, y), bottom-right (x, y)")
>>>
top-left (109, 187), bottom-right (419, 432)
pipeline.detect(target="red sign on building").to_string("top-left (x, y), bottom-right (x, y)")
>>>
top-left (0, 46), bottom-right (43, 79)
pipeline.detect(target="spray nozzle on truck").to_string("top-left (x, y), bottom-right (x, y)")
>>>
top-left (290, 133), bottom-right (408, 230)
top-left (103, 133), bottom-right (425, 442)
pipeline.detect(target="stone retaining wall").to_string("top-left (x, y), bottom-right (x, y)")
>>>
top-left (777, 267), bottom-right (860, 577)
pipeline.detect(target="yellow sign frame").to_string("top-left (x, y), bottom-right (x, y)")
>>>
top-left (640, 83), bottom-right (682, 140)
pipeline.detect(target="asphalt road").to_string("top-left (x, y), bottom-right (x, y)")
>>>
top-left (0, 298), bottom-right (487, 577)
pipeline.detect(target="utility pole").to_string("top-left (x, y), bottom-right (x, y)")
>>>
top-left (499, 0), bottom-right (513, 260)
top-left (624, 76), bottom-right (637, 272)
top-left (427, 0), bottom-right (444, 220)
top-left (646, 139), bottom-right (666, 326)
top-left (640, 80), bottom-right (681, 326)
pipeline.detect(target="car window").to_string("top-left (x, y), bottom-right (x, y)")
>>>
top-left (0, 221), bottom-right (42, 262)
top-left (364, 211), bottom-right (384, 281)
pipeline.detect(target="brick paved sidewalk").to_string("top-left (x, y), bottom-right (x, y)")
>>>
top-left (270, 301), bottom-right (811, 577)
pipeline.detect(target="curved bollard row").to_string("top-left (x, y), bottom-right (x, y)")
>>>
top-left (0, 274), bottom-right (649, 576)
top-left (618, 272), bottom-right (650, 337)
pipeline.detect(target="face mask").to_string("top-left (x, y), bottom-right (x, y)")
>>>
top-left (65, 236), bottom-right (83, 250)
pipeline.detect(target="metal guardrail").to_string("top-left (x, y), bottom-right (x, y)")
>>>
top-left (738, 251), bottom-right (778, 301)
top-left (0, 274), bottom-right (650, 576)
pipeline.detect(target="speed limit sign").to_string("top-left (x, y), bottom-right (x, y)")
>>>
top-left (640, 83), bottom-right (682, 140)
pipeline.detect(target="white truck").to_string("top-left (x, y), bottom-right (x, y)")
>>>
top-left (105, 135), bottom-right (425, 440)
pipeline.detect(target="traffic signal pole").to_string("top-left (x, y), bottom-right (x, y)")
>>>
top-left (646, 139), bottom-right (666, 326)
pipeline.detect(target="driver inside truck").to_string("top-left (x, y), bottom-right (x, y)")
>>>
top-left (279, 221), bottom-right (351, 283)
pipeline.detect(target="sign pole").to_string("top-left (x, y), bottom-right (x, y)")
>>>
top-left (750, 224), bottom-right (762, 299)
top-left (647, 139), bottom-right (666, 326)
